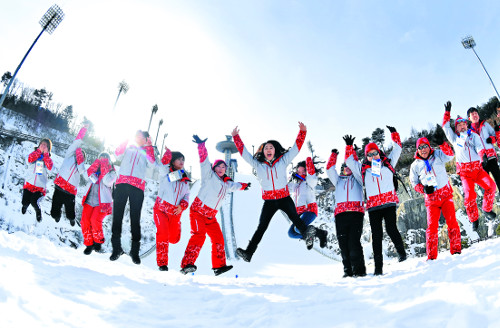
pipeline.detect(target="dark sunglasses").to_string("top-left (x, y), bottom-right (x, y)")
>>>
top-left (367, 151), bottom-right (379, 157)
top-left (418, 144), bottom-right (429, 150)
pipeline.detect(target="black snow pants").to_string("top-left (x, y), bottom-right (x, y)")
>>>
top-left (111, 183), bottom-right (145, 249)
top-left (335, 211), bottom-right (366, 276)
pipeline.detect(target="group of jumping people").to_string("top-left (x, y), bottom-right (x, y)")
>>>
top-left (20, 101), bottom-right (500, 277)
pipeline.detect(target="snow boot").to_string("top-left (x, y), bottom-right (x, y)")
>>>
top-left (83, 245), bottom-right (93, 255)
top-left (110, 237), bottom-right (124, 261)
top-left (130, 241), bottom-right (141, 265)
top-left (93, 243), bottom-right (102, 253)
top-left (398, 252), bottom-right (407, 262)
top-left (35, 211), bottom-right (42, 222)
top-left (374, 266), bottom-right (383, 276)
top-left (304, 225), bottom-right (316, 250)
top-left (159, 265), bottom-right (169, 271)
top-left (21, 205), bottom-right (28, 215)
top-left (236, 248), bottom-right (252, 262)
top-left (213, 265), bottom-right (233, 276)
top-left (484, 211), bottom-right (496, 220)
top-left (69, 219), bottom-right (76, 227)
top-left (316, 228), bottom-right (328, 248)
top-left (472, 220), bottom-right (479, 232)
top-left (342, 267), bottom-right (353, 278)
top-left (180, 264), bottom-right (197, 275)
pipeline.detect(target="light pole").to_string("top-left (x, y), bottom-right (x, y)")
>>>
top-left (154, 119), bottom-right (163, 148)
top-left (113, 80), bottom-right (129, 111)
top-left (0, 4), bottom-right (64, 108)
top-left (160, 133), bottom-right (168, 156)
top-left (462, 35), bottom-right (500, 100)
top-left (147, 104), bottom-right (158, 133)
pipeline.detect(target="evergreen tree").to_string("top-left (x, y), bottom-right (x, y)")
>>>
top-left (371, 128), bottom-right (385, 148)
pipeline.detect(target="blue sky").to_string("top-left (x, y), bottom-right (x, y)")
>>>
top-left (2, 0), bottom-right (500, 176)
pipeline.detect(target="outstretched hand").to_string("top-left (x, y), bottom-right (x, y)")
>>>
top-left (434, 127), bottom-right (445, 145)
top-left (331, 149), bottom-right (339, 155)
top-left (444, 101), bottom-right (452, 112)
top-left (298, 121), bottom-right (307, 132)
top-left (386, 125), bottom-right (397, 133)
top-left (192, 135), bottom-right (207, 144)
top-left (231, 126), bottom-right (240, 137)
top-left (343, 134), bottom-right (355, 146)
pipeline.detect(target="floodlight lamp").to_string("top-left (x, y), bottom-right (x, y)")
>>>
top-left (462, 36), bottom-right (476, 49)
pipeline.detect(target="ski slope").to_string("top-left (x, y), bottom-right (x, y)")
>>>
top-left (1, 229), bottom-right (500, 327)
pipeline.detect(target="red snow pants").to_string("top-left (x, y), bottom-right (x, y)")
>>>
top-left (425, 193), bottom-right (462, 260)
top-left (181, 210), bottom-right (226, 269)
top-left (460, 168), bottom-right (496, 222)
top-left (81, 204), bottom-right (107, 246)
top-left (153, 208), bottom-right (182, 267)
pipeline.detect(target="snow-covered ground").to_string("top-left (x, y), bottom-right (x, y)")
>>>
top-left (1, 229), bottom-right (500, 327)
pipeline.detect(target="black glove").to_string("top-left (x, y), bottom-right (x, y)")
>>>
top-left (386, 125), bottom-right (397, 133)
top-left (486, 137), bottom-right (493, 144)
top-left (434, 128), bottom-right (445, 145)
top-left (353, 144), bottom-right (360, 153)
top-left (444, 101), bottom-right (452, 112)
top-left (495, 120), bottom-right (500, 132)
top-left (192, 135), bottom-right (207, 144)
top-left (244, 182), bottom-right (251, 190)
top-left (343, 135), bottom-right (355, 146)
top-left (424, 185), bottom-right (435, 194)
top-left (331, 149), bottom-right (339, 155)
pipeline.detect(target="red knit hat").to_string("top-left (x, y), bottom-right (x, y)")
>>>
top-left (455, 116), bottom-right (468, 130)
top-left (416, 137), bottom-right (430, 149)
top-left (212, 159), bottom-right (227, 170)
top-left (364, 142), bottom-right (379, 156)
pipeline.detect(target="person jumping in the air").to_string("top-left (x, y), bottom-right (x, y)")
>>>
top-left (409, 132), bottom-right (461, 260)
top-left (154, 146), bottom-right (190, 271)
top-left (232, 122), bottom-right (327, 263)
top-left (467, 106), bottom-right (500, 191)
top-left (110, 130), bottom-right (156, 264)
top-left (51, 125), bottom-right (88, 226)
top-left (441, 101), bottom-right (496, 231)
top-left (326, 146), bottom-right (366, 278)
top-left (22, 138), bottom-right (53, 222)
top-left (345, 127), bottom-right (407, 276)
top-left (81, 152), bottom-right (117, 255)
top-left (180, 135), bottom-right (250, 276)
top-left (287, 157), bottom-right (326, 246)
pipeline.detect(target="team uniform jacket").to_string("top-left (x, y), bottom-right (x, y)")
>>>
top-left (24, 149), bottom-right (54, 195)
top-left (115, 140), bottom-right (156, 191)
top-left (409, 143), bottom-right (455, 204)
top-left (326, 149), bottom-right (365, 216)
top-left (54, 127), bottom-right (88, 195)
top-left (82, 159), bottom-right (118, 214)
top-left (470, 120), bottom-right (500, 159)
top-left (233, 129), bottom-right (306, 200)
top-left (191, 142), bottom-right (246, 219)
top-left (346, 132), bottom-right (402, 211)
top-left (154, 148), bottom-right (190, 216)
top-left (442, 112), bottom-right (486, 174)
top-left (288, 157), bottom-right (318, 215)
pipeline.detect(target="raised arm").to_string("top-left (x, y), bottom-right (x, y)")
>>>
top-left (434, 129), bottom-right (455, 163)
top-left (65, 126), bottom-right (87, 158)
top-left (100, 158), bottom-right (117, 187)
top-left (326, 149), bottom-right (339, 186)
top-left (386, 125), bottom-right (402, 167)
top-left (305, 156), bottom-right (318, 188)
top-left (231, 126), bottom-right (259, 168)
top-left (342, 135), bottom-right (363, 184)
top-left (281, 122), bottom-right (307, 166)
top-left (193, 135), bottom-right (213, 180)
top-left (441, 101), bottom-right (457, 143)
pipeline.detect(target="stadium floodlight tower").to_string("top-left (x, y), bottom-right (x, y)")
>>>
top-left (216, 135), bottom-right (240, 259)
top-left (0, 4), bottom-right (64, 108)
top-left (461, 35), bottom-right (500, 100)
